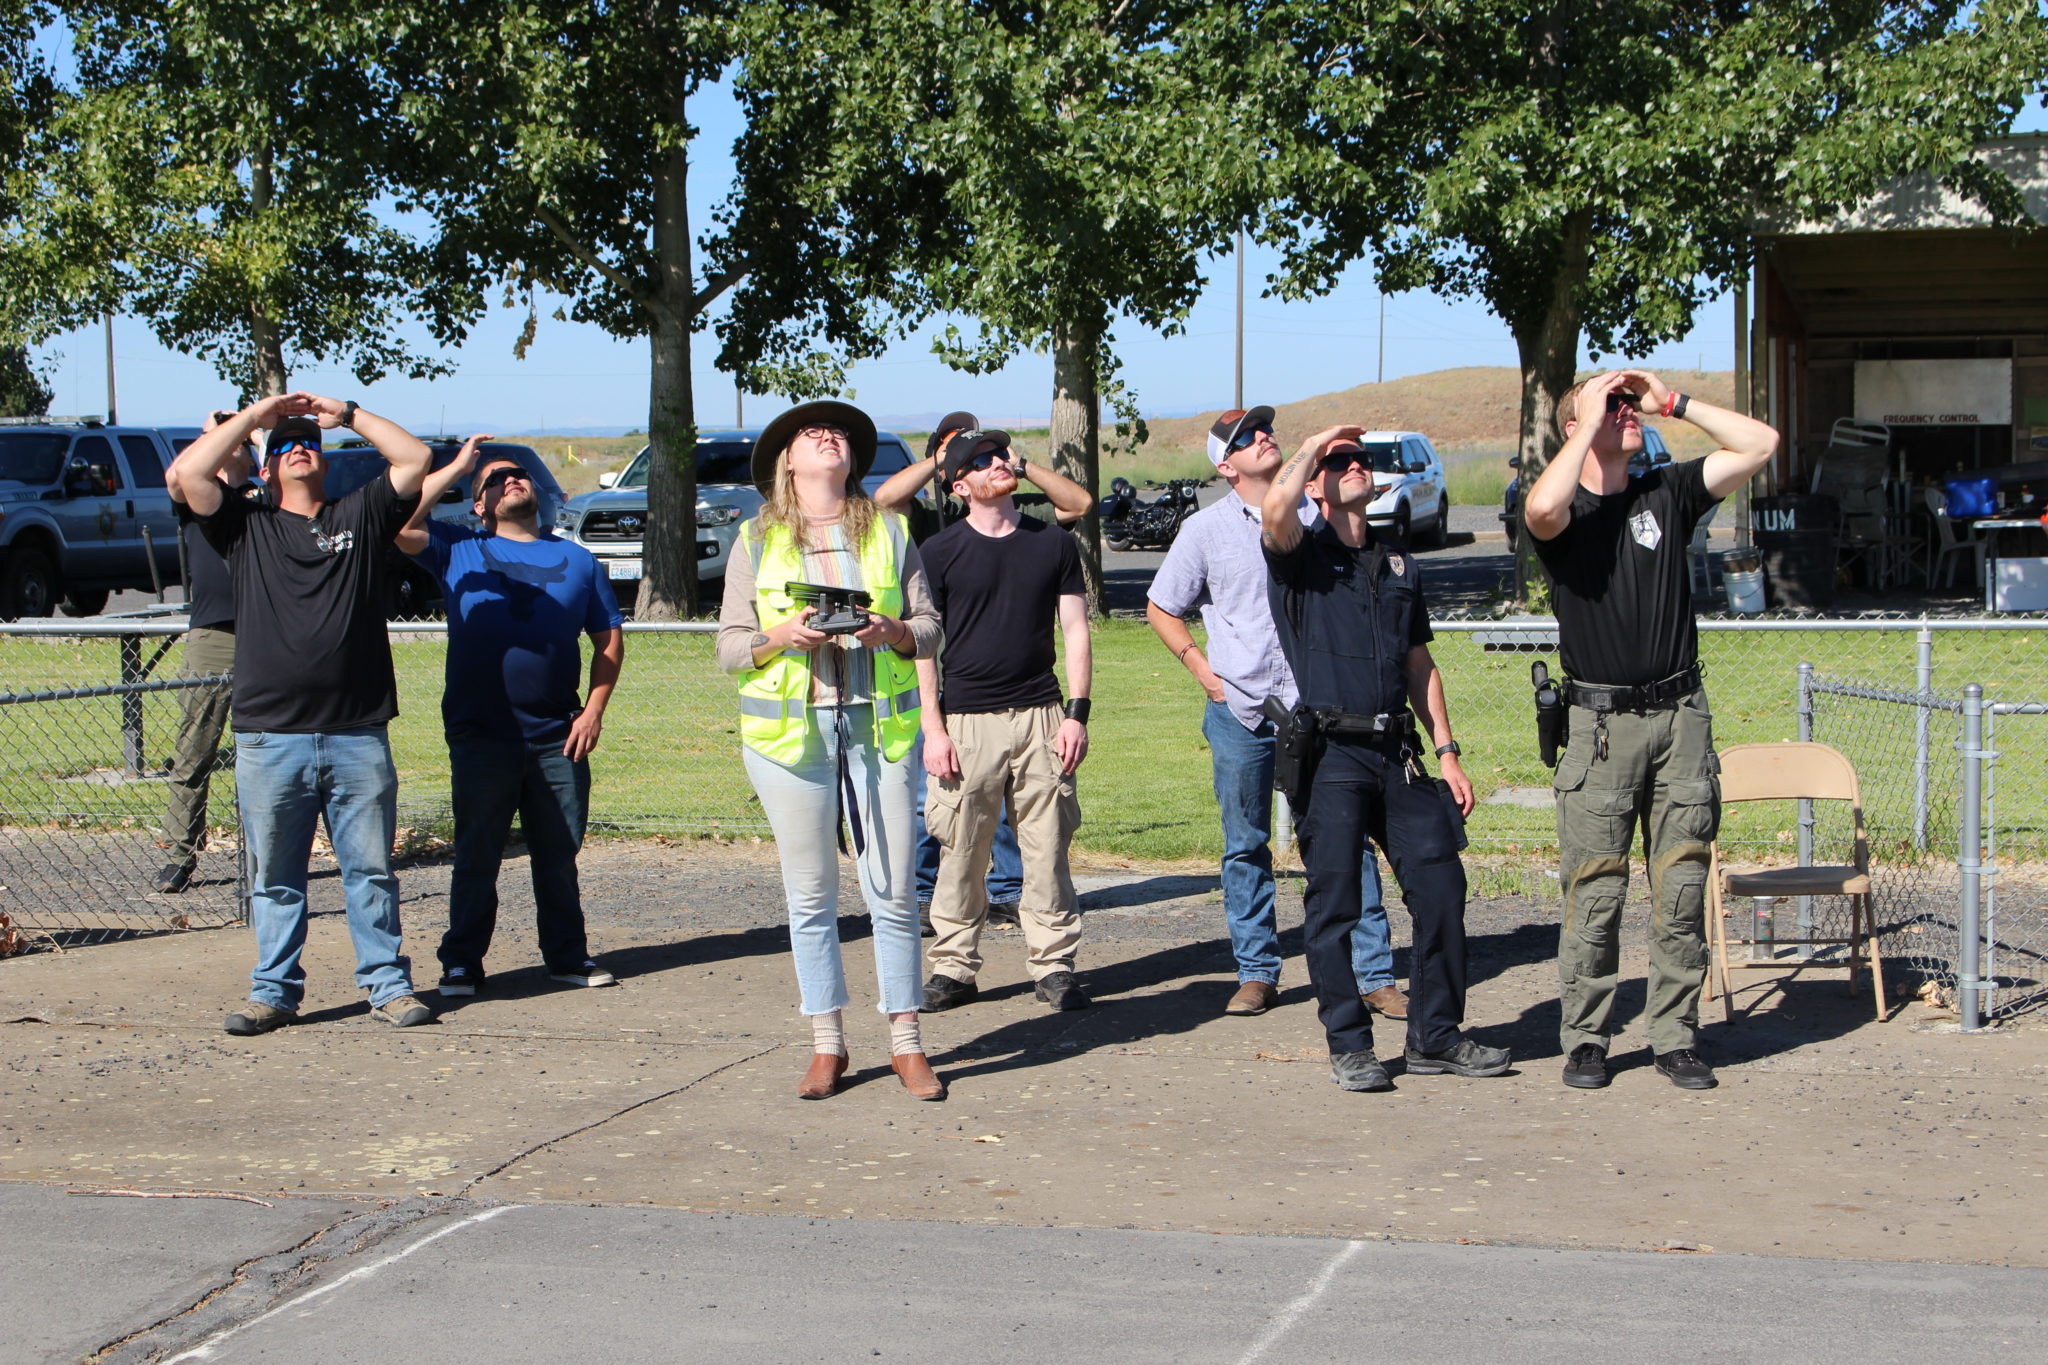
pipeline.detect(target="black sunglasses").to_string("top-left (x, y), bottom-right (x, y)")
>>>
top-left (963, 447), bottom-right (1012, 474)
top-left (1606, 391), bottom-right (1642, 413)
top-left (1229, 424), bottom-right (1273, 452)
top-left (478, 466), bottom-right (529, 491)
top-left (1317, 448), bottom-right (1372, 474)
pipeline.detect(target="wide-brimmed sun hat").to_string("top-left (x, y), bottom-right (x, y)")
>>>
top-left (752, 400), bottom-right (879, 495)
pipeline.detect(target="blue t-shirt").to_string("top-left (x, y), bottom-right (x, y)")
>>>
top-left (412, 522), bottom-right (624, 743)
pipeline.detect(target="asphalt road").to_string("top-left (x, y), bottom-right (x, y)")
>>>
top-left (10, 1184), bottom-right (2043, 1365)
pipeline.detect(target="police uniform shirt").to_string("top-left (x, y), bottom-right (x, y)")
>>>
top-left (1263, 520), bottom-right (1433, 718)
top-left (1531, 458), bottom-right (1717, 688)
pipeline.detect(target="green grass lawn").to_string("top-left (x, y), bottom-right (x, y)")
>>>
top-left (7, 619), bottom-right (2040, 866)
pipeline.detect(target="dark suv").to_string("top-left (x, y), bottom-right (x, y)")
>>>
top-left (0, 419), bottom-right (181, 619)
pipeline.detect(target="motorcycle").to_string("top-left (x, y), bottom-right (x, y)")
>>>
top-left (1100, 477), bottom-right (1204, 551)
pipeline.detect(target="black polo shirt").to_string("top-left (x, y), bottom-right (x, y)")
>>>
top-left (1264, 520), bottom-right (1433, 717)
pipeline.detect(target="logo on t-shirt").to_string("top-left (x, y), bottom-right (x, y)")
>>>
top-left (1628, 508), bottom-right (1662, 551)
top-left (311, 525), bottom-right (356, 556)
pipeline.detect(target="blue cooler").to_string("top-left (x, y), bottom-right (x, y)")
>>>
top-left (1944, 477), bottom-right (1997, 518)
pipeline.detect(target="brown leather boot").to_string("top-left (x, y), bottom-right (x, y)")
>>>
top-left (1362, 985), bottom-right (1409, 1020)
top-left (798, 1050), bottom-right (848, 1100)
top-left (891, 1051), bottom-right (946, 1100)
top-left (1224, 981), bottom-right (1279, 1016)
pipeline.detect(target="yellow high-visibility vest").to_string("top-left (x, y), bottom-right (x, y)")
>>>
top-left (737, 513), bottom-right (921, 764)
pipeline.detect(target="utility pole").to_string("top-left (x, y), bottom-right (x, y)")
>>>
top-left (103, 315), bottom-right (117, 423)
top-left (1233, 227), bottom-right (1244, 410)
top-left (736, 385), bottom-right (744, 429)
top-left (1376, 293), bottom-right (1385, 385)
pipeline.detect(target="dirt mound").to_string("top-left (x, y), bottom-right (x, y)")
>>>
top-left (1149, 366), bottom-right (1736, 457)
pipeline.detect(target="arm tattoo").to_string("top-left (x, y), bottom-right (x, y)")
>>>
top-left (1279, 451), bottom-right (1308, 480)
top-left (750, 631), bottom-right (769, 650)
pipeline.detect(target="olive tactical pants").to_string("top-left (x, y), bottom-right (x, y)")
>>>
top-left (1553, 688), bottom-right (1720, 1055)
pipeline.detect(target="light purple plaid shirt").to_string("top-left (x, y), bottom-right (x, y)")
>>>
top-left (1147, 488), bottom-right (1316, 732)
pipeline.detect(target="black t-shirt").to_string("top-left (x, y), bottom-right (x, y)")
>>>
top-left (200, 474), bottom-right (419, 732)
top-left (177, 480), bottom-right (262, 631)
top-left (923, 514), bottom-right (1084, 714)
top-left (1264, 521), bottom-right (1433, 717)
top-left (1531, 459), bottom-right (1718, 686)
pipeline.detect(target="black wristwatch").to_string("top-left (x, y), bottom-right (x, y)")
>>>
top-left (1435, 741), bottom-right (1462, 758)
top-left (340, 400), bottom-right (359, 429)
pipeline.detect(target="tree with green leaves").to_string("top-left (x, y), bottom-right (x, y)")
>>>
top-left (1, 1), bottom-right (450, 398)
top-left (1261, 0), bottom-right (2048, 596)
top-left (0, 345), bottom-right (51, 417)
top-left (717, 0), bottom-right (1285, 612)
top-left (387, 1), bottom-right (768, 620)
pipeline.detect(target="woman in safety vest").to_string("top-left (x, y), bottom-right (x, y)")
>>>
top-left (717, 401), bottom-right (946, 1100)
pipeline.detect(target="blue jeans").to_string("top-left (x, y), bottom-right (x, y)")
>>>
top-left (1203, 702), bottom-right (1392, 989)
top-left (440, 736), bottom-right (592, 974)
top-left (741, 705), bottom-right (923, 1016)
top-left (913, 735), bottom-right (1023, 905)
top-left (234, 727), bottom-right (413, 1011)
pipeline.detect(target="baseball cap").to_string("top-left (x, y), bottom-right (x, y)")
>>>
top-left (265, 416), bottom-right (323, 458)
top-left (926, 411), bottom-right (978, 462)
top-left (1206, 404), bottom-right (1276, 466)
top-left (941, 429), bottom-right (1014, 486)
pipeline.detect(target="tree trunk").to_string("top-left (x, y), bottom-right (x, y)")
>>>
top-left (636, 83), bottom-right (700, 621)
top-left (1511, 208), bottom-right (1592, 604)
top-left (246, 147), bottom-right (287, 397)
top-left (1049, 314), bottom-right (1105, 616)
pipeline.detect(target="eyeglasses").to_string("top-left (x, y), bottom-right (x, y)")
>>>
top-left (1228, 424), bottom-right (1273, 452)
top-left (479, 466), bottom-right (529, 491)
top-left (269, 438), bottom-right (318, 456)
top-left (963, 447), bottom-right (1012, 474)
top-left (798, 424), bottom-right (850, 443)
top-left (1606, 391), bottom-right (1642, 414)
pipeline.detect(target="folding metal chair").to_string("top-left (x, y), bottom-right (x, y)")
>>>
top-left (1705, 742), bottom-right (1887, 1022)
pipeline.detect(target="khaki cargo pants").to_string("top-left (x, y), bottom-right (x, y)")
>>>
top-left (926, 703), bottom-right (1082, 984)
top-left (1554, 688), bottom-right (1720, 1055)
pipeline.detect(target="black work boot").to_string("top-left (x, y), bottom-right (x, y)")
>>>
top-left (1562, 1043), bottom-right (1611, 1089)
top-left (1653, 1048), bottom-right (1718, 1090)
top-left (922, 973), bottom-right (978, 1012)
top-left (1033, 970), bottom-right (1089, 1011)
top-left (1330, 1051), bottom-right (1393, 1092)
top-left (1403, 1037), bottom-right (1511, 1077)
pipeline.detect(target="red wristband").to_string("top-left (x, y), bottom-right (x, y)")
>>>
top-left (1663, 390), bottom-right (1680, 418)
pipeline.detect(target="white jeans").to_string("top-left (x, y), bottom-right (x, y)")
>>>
top-left (742, 703), bottom-right (922, 1015)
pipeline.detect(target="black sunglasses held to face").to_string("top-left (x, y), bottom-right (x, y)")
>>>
top-left (1606, 391), bottom-right (1642, 414)
top-left (1317, 447), bottom-right (1373, 475)
top-left (479, 465), bottom-right (529, 492)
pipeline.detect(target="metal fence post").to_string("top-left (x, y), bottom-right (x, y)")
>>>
top-left (1913, 624), bottom-right (1933, 850)
top-left (1959, 684), bottom-right (1985, 1031)
top-left (1795, 662), bottom-right (1816, 956)
top-left (118, 633), bottom-right (145, 776)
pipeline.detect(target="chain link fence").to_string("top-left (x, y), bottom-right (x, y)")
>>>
top-left (1984, 702), bottom-right (2048, 1018)
top-left (1, 641), bottom-right (243, 948)
top-left (6, 611), bottom-right (2047, 1017)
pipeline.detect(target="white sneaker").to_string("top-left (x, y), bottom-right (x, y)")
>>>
top-left (548, 960), bottom-right (617, 987)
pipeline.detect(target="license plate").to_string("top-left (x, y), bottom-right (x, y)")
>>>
top-left (608, 559), bottom-right (642, 581)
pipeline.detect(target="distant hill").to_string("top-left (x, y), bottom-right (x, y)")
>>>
top-left (1146, 366), bottom-right (1737, 460)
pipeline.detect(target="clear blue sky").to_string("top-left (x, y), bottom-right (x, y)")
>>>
top-left (32, 84), bottom-right (2046, 434)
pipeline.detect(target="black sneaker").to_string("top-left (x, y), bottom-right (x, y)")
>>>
top-left (154, 861), bottom-right (195, 895)
top-left (1330, 1051), bottom-right (1393, 1092)
top-left (1033, 970), bottom-right (1089, 1011)
top-left (918, 899), bottom-right (936, 938)
top-left (438, 966), bottom-right (483, 998)
top-left (1653, 1048), bottom-right (1718, 1090)
top-left (922, 973), bottom-right (979, 1011)
top-left (223, 1001), bottom-right (295, 1035)
top-left (987, 899), bottom-right (1022, 928)
top-left (1562, 1043), bottom-right (1611, 1089)
top-left (547, 960), bottom-right (617, 987)
top-left (1403, 1037), bottom-right (1511, 1077)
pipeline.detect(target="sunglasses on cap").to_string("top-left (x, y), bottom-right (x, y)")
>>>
top-left (478, 465), bottom-right (529, 492)
top-left (1228, 424), bottom-right (1273, 453)
top-left (1606, 391), bottom-right (1642, 414)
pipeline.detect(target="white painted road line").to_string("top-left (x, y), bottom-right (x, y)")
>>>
top-left (164, 1204), bottom-right (524, 1363)
top-left (1234, 1238), bottom-right (1366, 1365)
